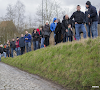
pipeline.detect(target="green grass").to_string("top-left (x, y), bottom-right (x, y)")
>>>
top-left (1, 37), bottom-right (100, 90)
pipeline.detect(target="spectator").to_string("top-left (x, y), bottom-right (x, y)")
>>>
top-left (10, 39), bottom-right (16, 58)
top-left (24, 31), bottom-right (32, 52)
top-left (86, 1), bottom-right (98, 38)
top-left (40, 26), bottom-right (45, 48)
top-left (62, 15), bottom-right (71, 42)
top-left (15, 37), bottom-right (20, 56)
top-left (66, 24), bottom-right (73, 42)
top-left (98, 10), bottom-right (100, 24)
top-left (32, 29), bottom-right (39, 51)
top-left (0, 45), bottom-right (4, 61)
top-left (6, 41), bottom-right (10, 57)
top-left (85, 8), bottom-right (93, 38)
top-left (50, 18), bottom-right (57, 40)
top-left (19, 34), bottom-right (25, 55)
top-left (43, 21), bottom-right (51, 47)
top-left (70, 5), bottom-right (87, 40)
top-left (3, 44), bottom-right (7, 58)
top-left (55, 19), bottom-right (62, 44)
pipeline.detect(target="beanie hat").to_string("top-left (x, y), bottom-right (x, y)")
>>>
top-left (86, 1), bottom-right (91, 5)
top-left (46, 20), bottom-right (49, 24)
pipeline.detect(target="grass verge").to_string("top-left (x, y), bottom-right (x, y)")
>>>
top-left (1, 37), bottom-right (100, 90)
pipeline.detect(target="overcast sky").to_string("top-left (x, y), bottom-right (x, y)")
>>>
top-left (0, 0), bottom-right (100, 19)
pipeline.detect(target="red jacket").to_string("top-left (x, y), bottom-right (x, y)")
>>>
top-left (37, 28), bottom-right (40, 35)
top-left (16, 40), bottom-right (20, 48)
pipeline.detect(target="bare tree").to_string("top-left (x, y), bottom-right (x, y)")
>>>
top-left (35, 0), bottom-right (66, 26)
top-left (14, 0), bottom-right (25, 32)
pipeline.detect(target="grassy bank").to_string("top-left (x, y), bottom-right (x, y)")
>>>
top-left (1, 37), bottom-right (100, 90)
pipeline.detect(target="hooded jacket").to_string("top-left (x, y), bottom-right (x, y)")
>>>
top-left (88, 5), bottom-right (98, 22)
top-left (50, 18), bottom-right (57, 32)
top-left (32, 31), bottom-right (40, 41)
top-left (37, 28), bottom-right (40, 35)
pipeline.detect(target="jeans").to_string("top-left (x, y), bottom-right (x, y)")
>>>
top-left (25, 42), bottom-right (31, 52)
top-left (86, 24), bottom-right (93, 38)
top-left (20, 47), bottom-right (25, 55)
top-left (91, 21), bottom-right (98, 38)
top-left (11, 48), bottom-right (15, 58)
top-left (15, 47), bottom-right (21, 56)
top-left (66, 36), bottom-right (72, 42)
top-left (6, 50), bottom-right (10, 57)
top-left (75, 24), bottom-right (87, 40)
top-left (41, 38), bottom-right (45, 48)
top-left (0, 52), bottom-right (6, 61)
top-left (33, 41), bottom-right (39, 51)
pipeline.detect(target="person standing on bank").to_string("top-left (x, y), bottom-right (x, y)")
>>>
top-left (70, 5), bottom-right (87, 40)
top-left (86, 1), bottom-right (98, 38)
top-left (19, 34), bottom-right (25, 55)
top-left (85, 7), bottom-right (93, 38)
top-left (10, 39), bottom-right (16, 58)
top-left (43, 21), bottom-right (51, 47)
top-left (32, 29), bottom-right (39, 51)
top-left (98, 10), bottom-right (100, 24)
top-left (50, 18), bottom-right (57, 41)
top-left (24, 31), bottom-right (32, 52)
top-left (55, 19), bottom-right (62, 44)
top-left (62, 15), bottom-right (71, 42)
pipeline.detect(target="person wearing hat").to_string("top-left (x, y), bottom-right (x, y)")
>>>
top-left (50, 18), bottom-right (57, 42)
top-left (15, 37), bottom-right (20, 56)
top-left (43, 20), bottom-right (51, 47)
top-left (86, 1), bottom-right (98, 38)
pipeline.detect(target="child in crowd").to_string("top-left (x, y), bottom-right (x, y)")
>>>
top-left (66, 24), bottom-right (73, 42)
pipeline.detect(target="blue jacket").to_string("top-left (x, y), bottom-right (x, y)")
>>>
top-left (50, 18), bottom-right (57, 32)
top-left (19, 37), bottom-right (25, 47)
top-left (24, 34), bottom-right (32, 43)
top-left (88, 5), bottom-right (98, 22)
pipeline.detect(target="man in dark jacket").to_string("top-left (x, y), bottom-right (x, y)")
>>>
top-left (55, 19), bottom-right (62, 44)
top-left (0, 45), bottom-right (3, 61)
top-left (85, 8), bottom-right (93, 38)
top-left (32, 29), bottom-right (39, 50)
top-left (19, 34), bottom-right (25, 55)
top-left (62, 15), bottom-right (70, 42)
top-left (10, 39), bottom-right (16, 57)
top-left (86, 1), bottom-right (98, 38)
top-left (43, 21), bottom-right (51, 47)
top-left (70, 5), bottom-right (87, 40)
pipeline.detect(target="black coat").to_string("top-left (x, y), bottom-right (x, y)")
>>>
top-left (70, 11), bottom-right (85, 24)
top-left (19, 37), bottom-right (25, 48)
top-left (0, 47), bottom-right (3, 54)
top-left (43, 24), bottom-right (50, 37)
top-left (98, 13), bottom-right (100, 24)
top-left (32, 32), bottom-right (40, 41)
top-left (10, 41), bottom-right (16, 49)
top-left (85, 10), bottom-right (92, 24)
top-left (6, 44), bottom-right (9, 50)
top-left (55, 22), bottom-right (62, 34)
top-left (88, 5), bottom-right (98, 22)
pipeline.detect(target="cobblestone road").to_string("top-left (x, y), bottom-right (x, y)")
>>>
top-left (0, 62), bottom-right (65, 90)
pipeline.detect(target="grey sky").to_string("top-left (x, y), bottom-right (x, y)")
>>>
top-left (0, 0), bottom-right (100, 18)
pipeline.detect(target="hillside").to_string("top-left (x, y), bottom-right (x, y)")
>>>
top-left (1, 37), bottom-right (100, 90)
